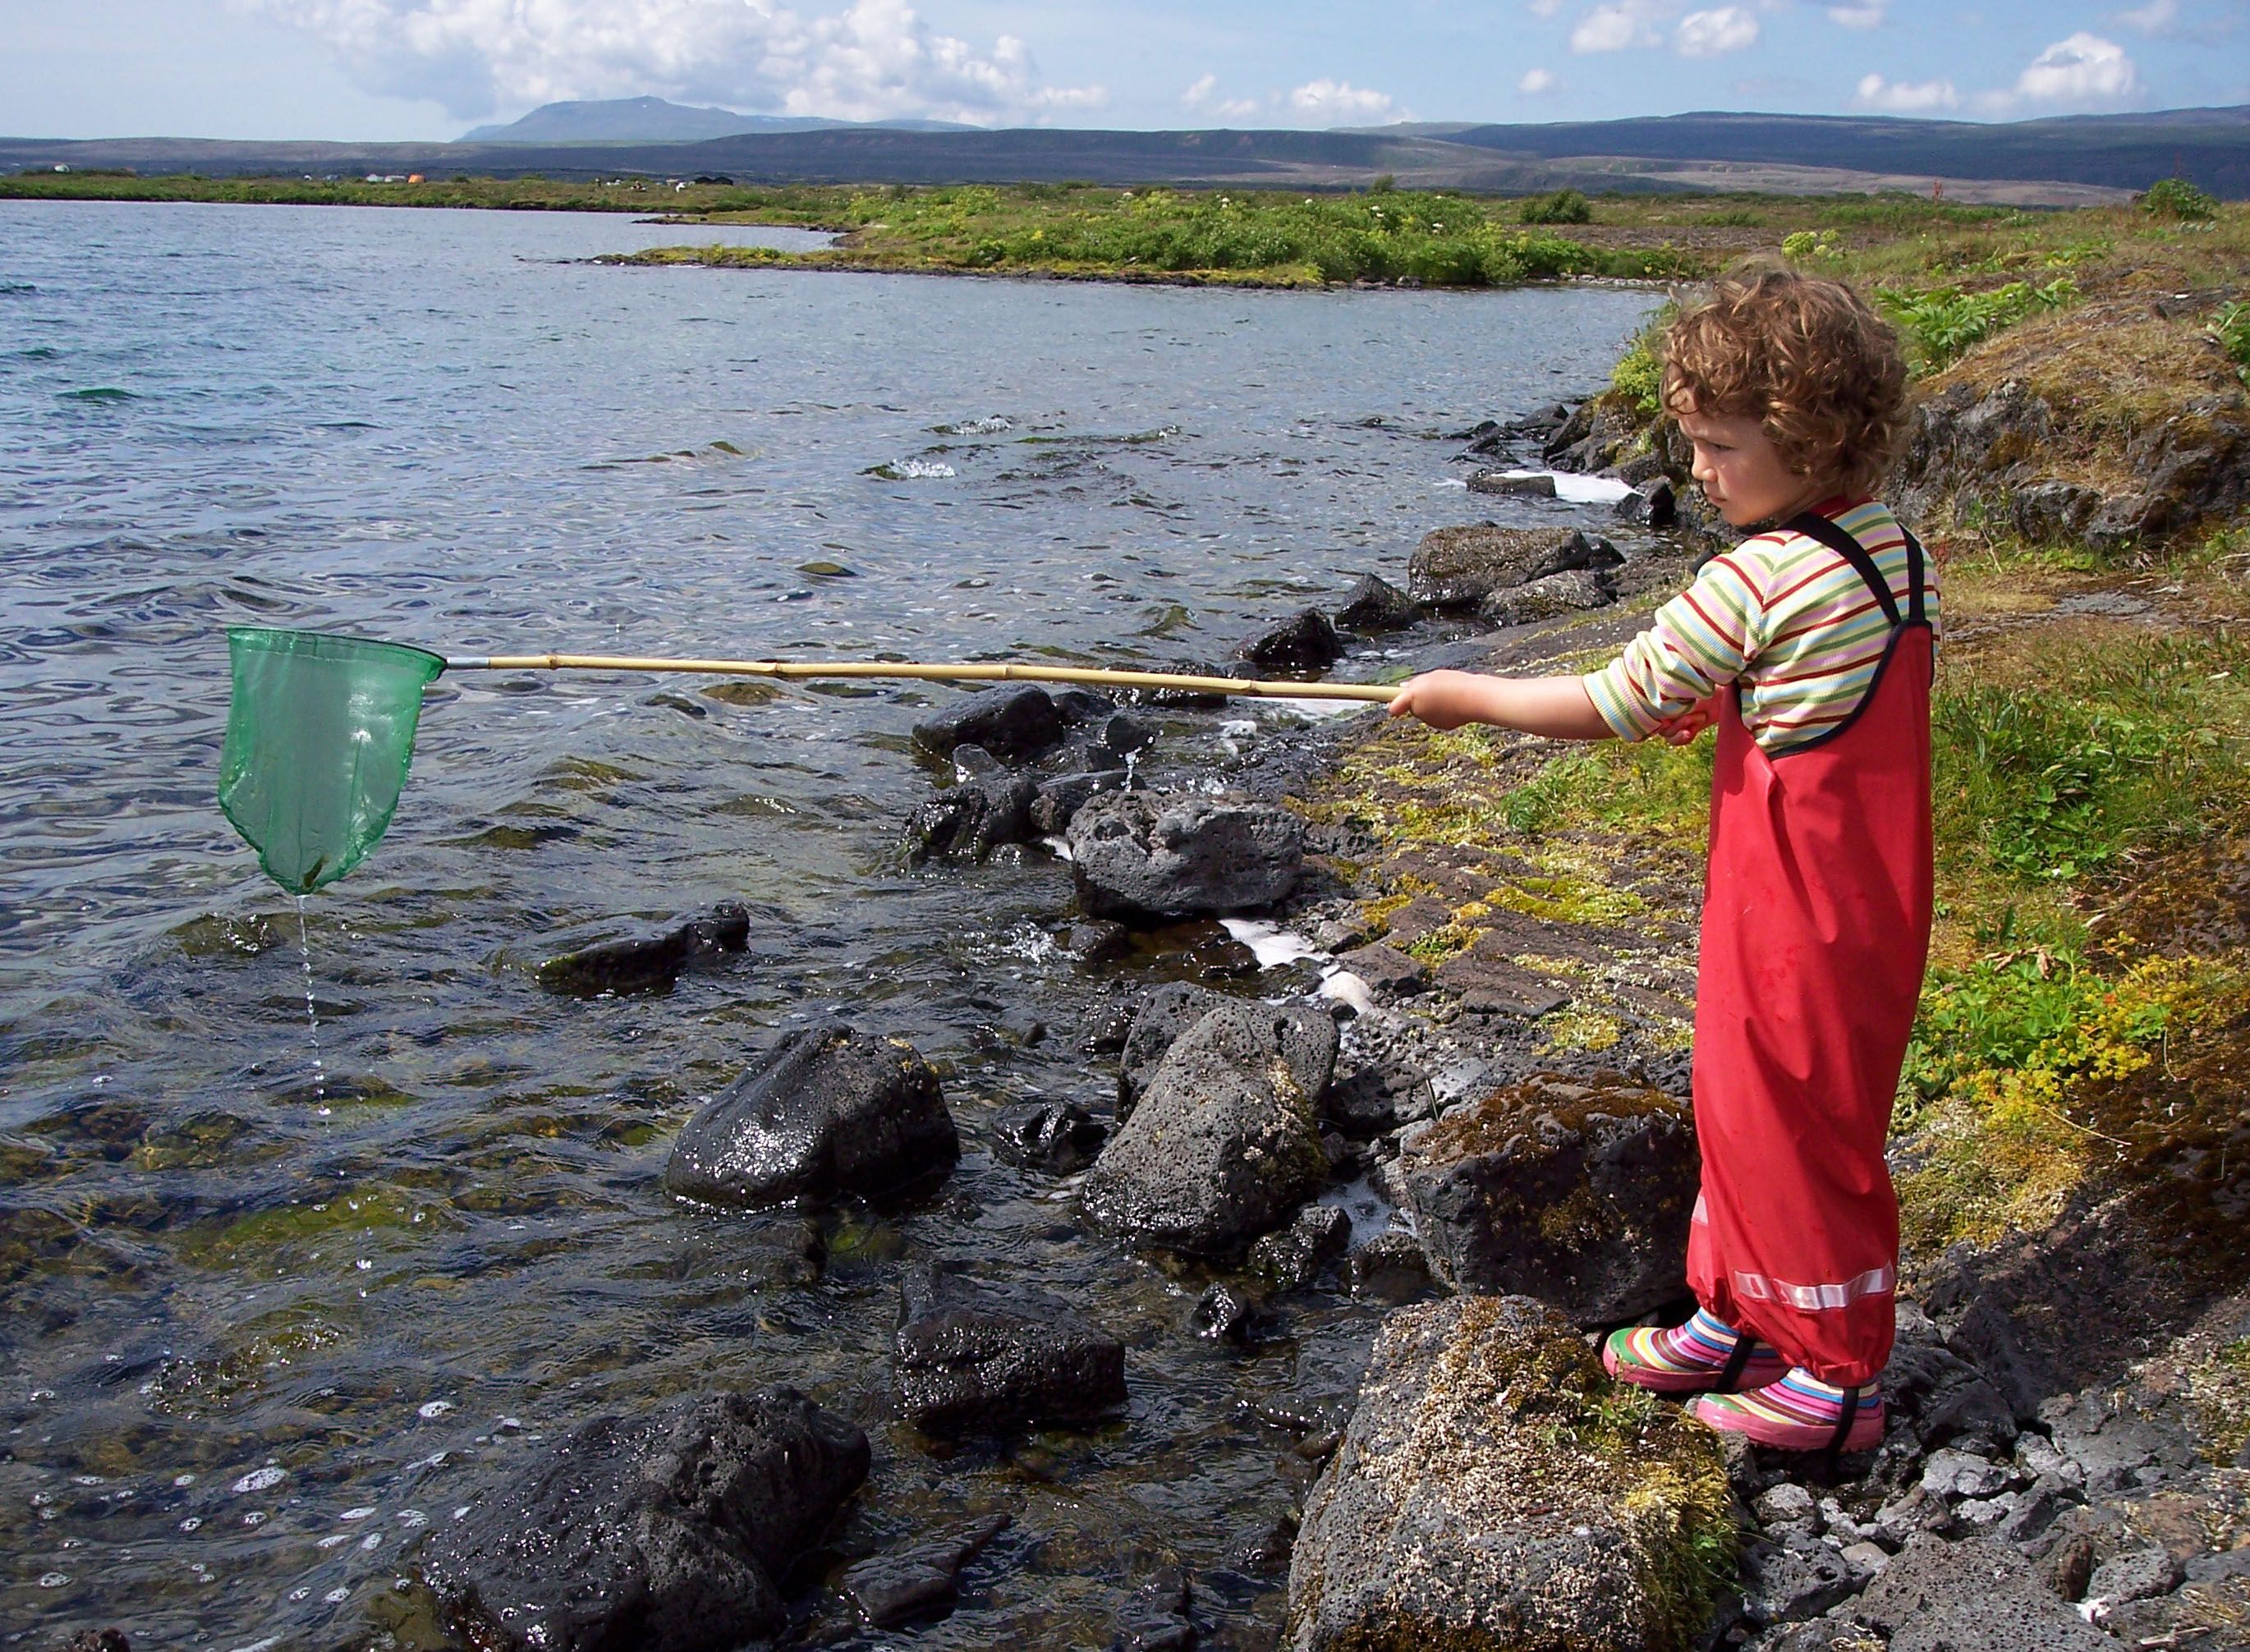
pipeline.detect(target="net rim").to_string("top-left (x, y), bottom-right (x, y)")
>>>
top-left (226, 626), bottom-right (448, 675)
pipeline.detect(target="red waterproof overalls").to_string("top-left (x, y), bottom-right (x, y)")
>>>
top-left (1685, 507), bottom-right (1934, 1389)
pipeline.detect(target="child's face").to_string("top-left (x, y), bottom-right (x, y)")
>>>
top-left (1675, 410), bottom-right (1827, 529)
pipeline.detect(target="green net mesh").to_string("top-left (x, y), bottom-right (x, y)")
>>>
top-left (218, 628), bottom-right (446, 895)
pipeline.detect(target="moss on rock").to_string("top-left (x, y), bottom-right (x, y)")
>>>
top-left (1285, 1295), bottom-right (1733, 1652)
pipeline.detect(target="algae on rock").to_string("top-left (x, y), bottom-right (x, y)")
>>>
top-left (1285, 1294), bottom-right (1733, 1652)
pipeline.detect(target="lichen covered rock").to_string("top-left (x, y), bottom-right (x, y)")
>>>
top-left (1284, 1294), bottom-right (1733, 1652)
top-left (1399, 1073), bottom-right (1698, 1326)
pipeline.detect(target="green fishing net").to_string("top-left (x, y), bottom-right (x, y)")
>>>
top-left (218, 627), bottom-right (446, 895)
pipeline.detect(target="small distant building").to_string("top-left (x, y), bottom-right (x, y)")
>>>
top-left (53, 163), bottom-right (71, 173)
top-left (406, 173), bottom-right (425, 185)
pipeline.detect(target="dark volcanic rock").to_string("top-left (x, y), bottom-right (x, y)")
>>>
top-left (1466, 468), bottom-right (1556, 498)
top-left (1192, 1280), bottom-right (1267, 1342)
top-left (1065, 918), bottom-right (1133, 966)
top-left (1334, 573), bottom-right (1422, 633)
top-left (421, 1388), bottom-right (870, 1652)
top-left (1399, 1073), bottom-right (1697, 1325)
top-left (903, 765), bottom-right (1038, 865)
top-left (993, 1100), bottom-right (1108, 1175)
top-left (895, 1263), bottom-right (1127, 1434)
top-left (537, 902), bottom-right (751, 996)
top-left (1616, 475), bottom-right (1677, 528)
top-left (911, 684), bottom-right (1068, 764)
top-left (1118, 982), bottom-right (1230, 1113)
top-left (1320, 1063), bottom-right (1439, 1137)
top-left (1284, 1295), bottom-right (1729, 1652)
top-left (1343, 1231), bottom-right (1430, 1304)
top-left (1330, 943), bottom-right (1428, 999)
top-left (1880, 1339), bottom-right (2018, 1457)
top-left (1475, 566), bottom-right (1615, 627)
top-left (1407, 525), bottom-right (1620, 608)
top-left (842, 1514), bottom-right (1012, 1630)
top-left (1241, 607), bottom-right (1343, 671)
top-left (1067, 792), bottom-right (1305, 924)
top-left (665, 1023), bottom-right (957, 1209)
top-left (1081, 1003), bottom-right (1337, 1256)
top-left (1249, 1200), bottom-right (1352, 1292)
top-left (1854, 1534), bottom-right (2116, 1652)
top-left (1029, 767), bottom-right (1126, 836)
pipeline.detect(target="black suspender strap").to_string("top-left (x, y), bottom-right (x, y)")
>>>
top-left (1903, 530), bottom-right (1927, 625)
top-left (1782, 511), bottom-right (1902, 629)
top-left (1825, 1386), bottom-right (1864, 1461)
top-left (1715, 1335), bottom-right (1758, 1393)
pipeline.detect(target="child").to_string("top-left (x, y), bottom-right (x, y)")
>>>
top-left (1389, 266), bottom-right (1934, 1454)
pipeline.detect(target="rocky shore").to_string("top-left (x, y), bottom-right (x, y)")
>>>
top-left (382, 388), bottom-right (2250, 1652)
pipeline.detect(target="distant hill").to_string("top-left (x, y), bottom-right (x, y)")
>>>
top-left (3, 104), bottom-right (2243, 200)
top-left (460, 96), bottom-right (975, 145)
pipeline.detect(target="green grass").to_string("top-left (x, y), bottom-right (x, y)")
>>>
top-left (1874, 274), bottom-right (2080, 372)
top-left (627, 184), bottom-right (1702, 287)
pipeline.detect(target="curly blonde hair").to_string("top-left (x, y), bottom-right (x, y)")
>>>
top-left (1662, 264), bottom-right (1910, 498)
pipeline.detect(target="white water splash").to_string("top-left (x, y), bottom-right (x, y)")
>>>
top-left (293, 897), bottom-right (326, 1107)
top-left (1490, 468), bottom-right (1637, 504)
top-left (1219, 919), bottom-right (1325, 971)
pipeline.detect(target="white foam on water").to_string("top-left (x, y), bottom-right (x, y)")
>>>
top-left (886, 457), bottom-right (955, 480)
top-left (1219, 919), bottom-right (1325, 971)
top-left (1040, 834), bottom-right (1073, 861)
top-left (1317, 969), bottom-right (1375, 1016)
top-left (1317, 1176), bottom-right (1402, 1246)
top-left (231, 1466), bottom-right (285, 1494)
top-left (1263, 695), bottom-right (1375, 721)
top-left (416, 1399), bottom-right (454, 1420)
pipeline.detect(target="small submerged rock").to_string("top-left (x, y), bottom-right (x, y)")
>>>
top-left (1081, 1002), bottom-right (1337, 1256)
top-left (843, 1512), bottom-right (1013, 1630)
top-left (1466, 469), bottom-right (1557, 498)
top-left (1249, 1201), bottom-right (1352, 1292)
top-left (1239, 607), bottom-right (1343, 671)
top-left (1283, 1294), bottom-right (1732, 1652)
top-left (535, 901), bottom-right (751, 996)
top-left (1334, 573), bottom-right (1422, 633)
top-left (420, 1387), bottom-right (869, 1652)
top-left (894, 1261), bottom-right (1127, 1434)
top-left (993, 1099), bottom-right (1107, 1174)
top-left (1399, 1072), bottom-right (1697, 1326)
top-left (1067, 792), bottom-right (1306, 924)
top-left (665, 1022), bottom-right (957, 1209)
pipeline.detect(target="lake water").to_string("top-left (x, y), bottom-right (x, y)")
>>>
top-left (0, 200), bottom-right (1657, 1647)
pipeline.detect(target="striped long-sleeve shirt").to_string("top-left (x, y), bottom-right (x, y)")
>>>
top-left (1582, 499), bottom-right (1940, 755)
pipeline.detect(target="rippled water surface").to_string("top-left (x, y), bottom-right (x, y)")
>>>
top-left (0, 200), bottom-right (1657, 1646)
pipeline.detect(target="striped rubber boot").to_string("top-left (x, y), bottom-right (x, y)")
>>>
top-left (1601, 1308), bottom-right (1786, 1395)
top-left (1689, 1369), bottom-right (1886, 1453)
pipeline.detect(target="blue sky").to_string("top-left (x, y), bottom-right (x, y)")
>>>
top-left (5, 0), bottom-right (2244, 140)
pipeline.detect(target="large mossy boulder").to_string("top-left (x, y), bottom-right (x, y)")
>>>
top-left (421, 1388), bottom-right (870, 1652)
top-left (1066, 791), bottom-right (1305, 923)
top-left (1400, 1073), bottom-right (1697, 1326)
top-left (1407, 525), bottom-right (1619, 609)
top-left (1284, 1295), bottom-right (1733, 1652)
top-left (665, 1022), bottom-right (958, 1209)
top-left (1081, 1002), bottom-right (1337, 1256)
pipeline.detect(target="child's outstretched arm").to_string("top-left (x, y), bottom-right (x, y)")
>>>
top-left (1387, 671), bottom-right (1616, 739)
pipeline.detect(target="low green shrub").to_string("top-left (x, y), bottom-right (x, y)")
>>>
top-left (1875, 275), bottom-right (2078, 371)
top-left (2142, 177), bottom-right (2220, 222)
top-left (1518, 189), bottom-right (1592, 226)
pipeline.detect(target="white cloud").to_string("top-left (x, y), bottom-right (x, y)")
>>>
top-left (1855, 71), bottom-right (1960, 110)
top-left (1286, 78), bottom-right (1394, 123)
top-left (1182, 73), bottom-right (1259, 121)
top-left (1676, 6), bottom-right (1760, 56)
top-left (238, 0), bottom-right (1105, 124)
top-left (1572, 2), bottom-right (1665, 52)
top-left (2011, 30), bottom-right (2142, 103)
top-left (2114, 0), bottom-right (2176, 32)
top-left (1527, 0), bottom-right (1566, 16)
top-left (1519, 67), bottom-right (1559, 94)
top-left (1827, 2), bottom-right (1888, 28)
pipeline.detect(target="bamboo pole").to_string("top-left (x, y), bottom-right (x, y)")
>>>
top-left (448, 653), bottom-right (1402, 704)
